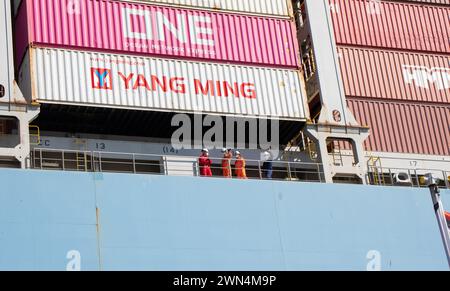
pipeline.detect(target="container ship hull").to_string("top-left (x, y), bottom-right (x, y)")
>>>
top-left (0, 168), bottom-right (449, 271)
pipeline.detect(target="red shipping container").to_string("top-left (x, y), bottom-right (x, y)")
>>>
top-left (347, 98), bottom-right (450, 156)
top-left (338, 46), bottom-right (450, 103)
top-left (330, 0), bottom-right (450, 53)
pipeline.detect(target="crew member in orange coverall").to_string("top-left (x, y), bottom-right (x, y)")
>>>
top-left (199, 149), bottom-right (212, 177)
top-left (445, 211), bottom-right (450, 226)
top-left (221, 148), bottom-right (233, 178)
top-left (234, 151), bottom-right (247, 179)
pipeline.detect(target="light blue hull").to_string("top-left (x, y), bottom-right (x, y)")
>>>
top-left (0, 169), bottom-right (448, 271)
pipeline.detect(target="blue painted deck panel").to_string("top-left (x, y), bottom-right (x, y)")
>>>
top-left (0, 169), bottom-right (448, 271)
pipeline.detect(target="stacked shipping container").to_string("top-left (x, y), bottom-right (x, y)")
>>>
top-left (15, 0), bottom-right (307, 120)
top-left (330, 0), bottom-right (450, 156)
top-left (14, 0), bottom-right (300, 68)
top-left (13, 0), bottom-right (293, 18)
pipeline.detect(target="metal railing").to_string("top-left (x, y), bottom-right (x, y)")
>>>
top-left (30, 148), bottom-right (325, 183)
top-left (367, 165), bottom-right (450, 189)
top-left (28, 148), bottom-right (450, 189)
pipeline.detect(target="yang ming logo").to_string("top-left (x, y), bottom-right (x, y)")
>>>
top-left (88, 66), bottom-right (257, 99)
top-left (91, 68), bottom-right (112, 90)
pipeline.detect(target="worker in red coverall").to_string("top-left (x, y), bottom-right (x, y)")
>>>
top-left (234, 151), bottom-right (248, 179)
top-left (221, 148), bottom-right (233, 178)
top-left (199, 149), bottom-right (212, 177)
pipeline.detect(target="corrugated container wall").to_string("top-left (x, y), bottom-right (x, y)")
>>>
top-left (19, 48), bottom-right (308, 121)
top-left (123, 0), bottom-right (292, 17)
top-left (330, 0), bottom-right (450, 157)
top-left (13, 0), bottom-right (292, 17)
top-left (347, 99), bottom-right (450, 156)
top-left (338, 46), bottom-right (450, 103)
top-left (330, 0), bottom-right (450, 53)
top-left (15, 0), bottom-right (299, 69)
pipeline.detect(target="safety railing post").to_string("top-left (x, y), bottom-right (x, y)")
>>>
top-left (258, 160), bottom-right (262, 180)
top-left (372, 166), bottom-right (376, 185)
top-left (99, 152), bottom-right (103, 172)
top-left (414, 169), bottom-right (419, 188)
top-left (389, 169), bottom-right (393, 186)
top-left (443, 171), bottom-right (449, 189)
top-left (84, 151), bottom-right (88, 172)
top-left (379, 167), bottom-right (384, 186)
top-left (372, 166), bottom-right (377, 185)
top-left (371, 165), bottom-right (375, 185)
top-left (408, 169), bottom-right (415, 188)
top-left (407, 169), bottom-right (412, 187)
top-left (40, 149), bottom-right (43, 170)
top-left (287, 162), bottom-right (292, 180)
top-left (133, 154), bottom-right (136, 174)
top-left (90, 152), bottom-right (94, 172)
top-left (317, 163), bottom-right (322, 183)
top-left (62, 150), bottom-right (65, 171)
top-left (161, 156), bottom-right (167, 176)
top-left (94, 152), bottom-right (99, 172)
top-left (31, 149), bottom-right (34, 169)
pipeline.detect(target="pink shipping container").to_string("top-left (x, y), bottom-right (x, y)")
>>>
top-left (347, 98), bottom-right (450, 156)
top-left (337, 46), bottom-right (450, 103)
top-left (330, 0), bottom-right (450, 53)
top-left (15, 0), bottom-right (299, 69)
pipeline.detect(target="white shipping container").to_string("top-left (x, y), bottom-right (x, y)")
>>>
top-left (13, 0), bottom-right (292, 17)
top-left (19, 47), bottom-right (308, 121)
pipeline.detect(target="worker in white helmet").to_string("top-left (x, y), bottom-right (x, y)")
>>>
top-left (262, 151), bottom-right (273, 179)
top-left (234, 151), bottom-right (247, 179)
top-left (199, 148), bottom-right (212, 177)
top-left (221, 148), bottom-right (233, 178)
